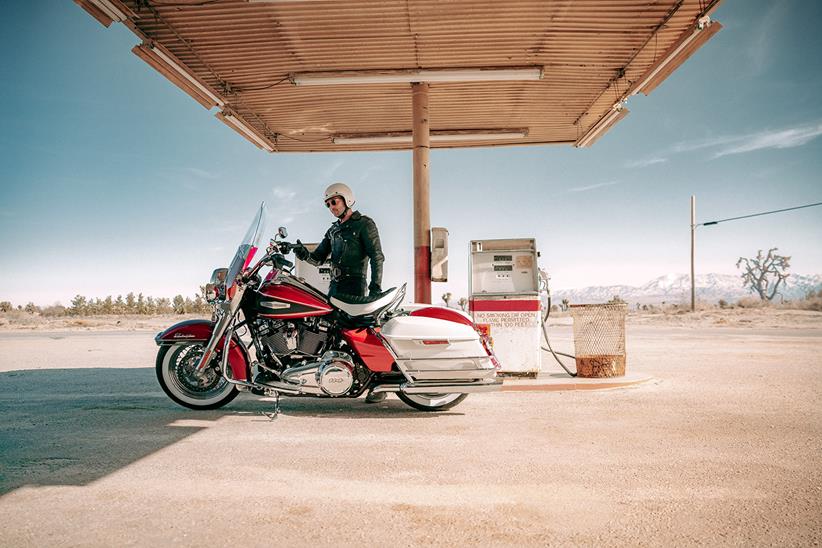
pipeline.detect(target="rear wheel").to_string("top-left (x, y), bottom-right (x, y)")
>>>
top-left (156, 342), bottom-right (239, 410)
top-left (397, 392), bottom-right (468, 412)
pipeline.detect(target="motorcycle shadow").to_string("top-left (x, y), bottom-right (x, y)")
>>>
top-left (0, 367), bottom-right (462, 495)
top-left (0, 367), bottom-right (234, 496)
top-left (241, 394), bottom-right (466, 419)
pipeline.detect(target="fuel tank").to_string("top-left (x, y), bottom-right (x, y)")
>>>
top-left (254, 277), bottom-right (333, 319)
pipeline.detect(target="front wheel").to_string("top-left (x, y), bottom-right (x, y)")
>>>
top-left (156, 343), bottom-right (239, 410)
top-left (397, 392), bottom-right (468, 412)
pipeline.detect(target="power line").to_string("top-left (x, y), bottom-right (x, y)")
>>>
top-left (698, 201), bottom-right (822, 227)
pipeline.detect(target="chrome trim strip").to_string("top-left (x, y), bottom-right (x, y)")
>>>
top-left (400, 368), bottom-right (498, 381)
top-left (401, 379), bottom-right (503, 394)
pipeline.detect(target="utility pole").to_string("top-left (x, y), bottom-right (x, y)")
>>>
top-left (690, 195), bottom-right (696, 312)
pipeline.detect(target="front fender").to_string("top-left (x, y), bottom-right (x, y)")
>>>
top-left (155, 319), bottom-right (250, 381)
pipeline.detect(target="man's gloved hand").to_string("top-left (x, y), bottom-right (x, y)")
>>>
top-left (368, 283), bottom-right (382, 297)
top-left (293, 239), bottom-right (309, 261)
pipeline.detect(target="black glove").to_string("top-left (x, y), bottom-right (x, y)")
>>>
top-left (293, 240), bottom-right (309, 261)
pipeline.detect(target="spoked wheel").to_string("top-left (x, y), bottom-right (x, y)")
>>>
top-left (156, 342), bottom-right (239, 410)
top-left (397, 392), bottom-right (468, 412)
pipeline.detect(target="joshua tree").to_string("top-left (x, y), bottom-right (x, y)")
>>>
top-left (441, 292), bottom-right (453, 308)
top-left (736, 248), bottom-right (790, 301)
top-left (560, 298), bottom-right (570, 312)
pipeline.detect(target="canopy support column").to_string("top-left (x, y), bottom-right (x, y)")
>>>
top-left (412, 82), bottom-right (431, 304)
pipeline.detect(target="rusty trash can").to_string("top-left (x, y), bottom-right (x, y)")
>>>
top-left (569, 303), bottom-right (627, 378)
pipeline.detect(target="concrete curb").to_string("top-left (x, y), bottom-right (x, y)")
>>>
top-left (499, 371), bottom-right (654, 392)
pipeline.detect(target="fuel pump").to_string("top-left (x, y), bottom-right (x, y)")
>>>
top-left (469, 238), bottom-right (542, 376)
top-left (294, 243), bottom-right (331, 294)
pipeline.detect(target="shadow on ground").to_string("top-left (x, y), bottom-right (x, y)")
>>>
top-left (0, 368), bottom-right (458, 495)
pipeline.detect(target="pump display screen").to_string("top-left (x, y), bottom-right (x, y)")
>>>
top-left (494, 265), bottom-right (513, 272)
top-left (319, 268), bottom-right (331, 274)
top-left (494, 255), bottom-right (512, 262)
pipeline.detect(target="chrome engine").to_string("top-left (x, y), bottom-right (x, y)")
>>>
top-left (255, 318), bottom-right (329, 361)
top-left (281, 351), bottom-right (355, 396)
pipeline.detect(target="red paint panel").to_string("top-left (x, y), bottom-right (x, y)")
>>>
top-left (410, 307), bottom-right (475, 327)
top-left (342, 328), bottom-right (394, 372)
top-left (469, 299), bottom-right (541, 312)
top-left (258, 283), bottom-right (333, 318)
top-left (157, 319), bottom-right (214, 341)
top-left (414, 245), bottom-right (431, 304)
top-left (155, 319), bottom-right (249, 380)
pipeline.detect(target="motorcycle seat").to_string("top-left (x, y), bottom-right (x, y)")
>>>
top-left (330, 287), bottom-right (400, 317)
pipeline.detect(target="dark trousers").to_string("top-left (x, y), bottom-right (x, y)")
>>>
top-left (329, 276), bottom-right (366, 298)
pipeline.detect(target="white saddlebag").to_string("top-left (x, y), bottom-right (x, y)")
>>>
top-left (380, 316), bottom-right (496, 382)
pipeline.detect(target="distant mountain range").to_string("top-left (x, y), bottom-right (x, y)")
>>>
top-left (551, 273), bottom-right (822, 305)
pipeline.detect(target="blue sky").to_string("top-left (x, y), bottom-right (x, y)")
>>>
top-left (2, 0), bottom-right (821, 306)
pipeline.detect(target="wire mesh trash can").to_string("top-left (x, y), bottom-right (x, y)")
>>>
top-left (569, 304), bottom-right (627, 378)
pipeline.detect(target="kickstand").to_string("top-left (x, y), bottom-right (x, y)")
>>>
top-left (261, 391), bottom-right (281, 421)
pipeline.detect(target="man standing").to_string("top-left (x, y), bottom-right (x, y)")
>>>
top-left (295, 183), bottom-right (384, 299)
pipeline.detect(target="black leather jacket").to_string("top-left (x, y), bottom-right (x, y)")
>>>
top-left (304, 211), bottom-right (384, 294)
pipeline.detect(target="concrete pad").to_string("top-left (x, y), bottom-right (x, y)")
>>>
top-left (500, 371), bottom-right (654, 392)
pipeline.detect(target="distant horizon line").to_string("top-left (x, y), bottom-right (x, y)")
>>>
top-left (4, 271), bottom-right (821, 307)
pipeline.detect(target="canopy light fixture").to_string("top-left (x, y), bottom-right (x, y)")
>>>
top-left (332, 129), bottom-right (530, 146)
top-left (575, 103), bottom-right (629, 148)
top-left (291, 67), bottom-right (543, 86)
top-left (76, 0), bottom-right (133, 27)
top-left (132, 42), bottom-right (225, 110)
top-left (216, 110), bottom-right (275, 152)
top-left (632, 16), bottom-right (723, 96)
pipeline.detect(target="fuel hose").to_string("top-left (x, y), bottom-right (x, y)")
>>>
top-left (539, 272), bottom-right (577, 377)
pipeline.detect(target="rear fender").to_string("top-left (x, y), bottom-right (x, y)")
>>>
top-left (409, 306), bottom-right (474, 327)
top-left (155, 319), bottom-right (250, 381)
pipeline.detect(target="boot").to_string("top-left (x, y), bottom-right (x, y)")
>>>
top-left (365, 389), bottom-right (387, 403)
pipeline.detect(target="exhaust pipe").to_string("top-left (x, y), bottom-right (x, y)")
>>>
top-left (371, 380), bottom-right (503, 395)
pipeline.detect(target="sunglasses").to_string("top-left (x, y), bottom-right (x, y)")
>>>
top-left (325, 197), bottom-right (342, 207)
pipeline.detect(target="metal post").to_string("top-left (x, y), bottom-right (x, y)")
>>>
top-left (412, 82), bottom-right (431, 304)
top-left (690, 195), bottom-right (696, 312)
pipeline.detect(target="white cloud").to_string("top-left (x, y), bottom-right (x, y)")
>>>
top-left (713, 123), bottom-right (822, 158)
top-left (670, 122), bottom-right (822, 159)
top-left (568, 180), bottom-right (620, 193)
top-left (624, 157), bottom-right (668, 168)
top-left (182, 167), bottom-right (219, 180)
top-left (269, 186), bottom-right (312, 225)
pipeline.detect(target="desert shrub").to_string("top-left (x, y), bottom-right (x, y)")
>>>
top-left (737, 297), bottom-right (769, 309)
top-left (41, 304), bottom-right (67, 317)
top-left (0, 301), bottom-right (11, 313)
top-left (718, 299), bottom-right (728, 309)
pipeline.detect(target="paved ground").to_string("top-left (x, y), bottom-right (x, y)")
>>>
top-left (1, 325), bottom-right (820, 546)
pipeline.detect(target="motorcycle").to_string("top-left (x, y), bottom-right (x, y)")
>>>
top-left (154, 203), bottom-right (501, 413)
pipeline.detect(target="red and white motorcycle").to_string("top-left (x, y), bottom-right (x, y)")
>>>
top-left (154, 203), bottom-right (501, 413)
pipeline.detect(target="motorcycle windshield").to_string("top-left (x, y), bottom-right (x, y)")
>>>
top-left (225, 202), bottom-right (268, 290)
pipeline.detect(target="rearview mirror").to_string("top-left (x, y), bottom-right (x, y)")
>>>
top-left (278, 226), bottom-right (288, 239)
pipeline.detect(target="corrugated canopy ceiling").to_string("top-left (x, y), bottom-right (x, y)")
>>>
top-left (77, 0), bottom-right (723, 152)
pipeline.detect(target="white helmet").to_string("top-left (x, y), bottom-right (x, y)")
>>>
top-left (324, 183), bottom-right (355, 208)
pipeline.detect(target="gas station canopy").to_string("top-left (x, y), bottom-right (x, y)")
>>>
top-left (77, 0), bottom-right (722, 153)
